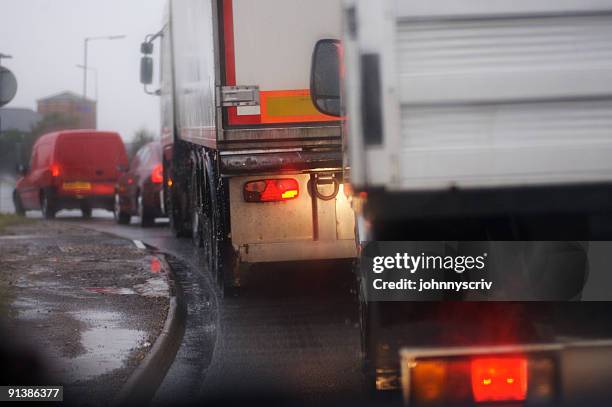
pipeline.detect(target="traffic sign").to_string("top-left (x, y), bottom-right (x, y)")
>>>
top-left (0, 66), bottom-right (18, 107)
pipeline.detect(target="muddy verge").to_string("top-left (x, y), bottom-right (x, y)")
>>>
top-left (0, 221), bottom-right (170, 407)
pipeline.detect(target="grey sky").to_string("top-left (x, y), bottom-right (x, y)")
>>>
top-left (1, 0), bottom-right (166, 141)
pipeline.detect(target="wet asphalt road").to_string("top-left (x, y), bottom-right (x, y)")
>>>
top-left (60, 212), bottom-right (364, 404)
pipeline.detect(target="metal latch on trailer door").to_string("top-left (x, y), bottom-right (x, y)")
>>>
top-left (219, 85), bottom-right (260, 107)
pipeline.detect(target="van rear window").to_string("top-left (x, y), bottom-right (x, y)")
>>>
top-left (57, 135), bottom-right (124, 168)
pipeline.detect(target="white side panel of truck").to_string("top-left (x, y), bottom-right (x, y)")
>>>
top-left (349, 0), bottom-right (612, 190)
top-left (171, 0), bottom-right (217, 145)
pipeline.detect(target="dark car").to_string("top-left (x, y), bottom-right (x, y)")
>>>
top-left (14, 130), bottom-right (128, 219)
top-left (114, 141), bottom-right (165, 226)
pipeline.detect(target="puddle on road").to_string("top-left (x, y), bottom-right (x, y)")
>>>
top-left (13, 297), bottom-right (54, 320)
top-left (54, 310), bottom-right (146, 383)
top-left (133, 277), bottom-right (170, 297)
top-left (84, 256), bottom-right (169, 298)
top-left (85, 287), bottom-right (137, 295)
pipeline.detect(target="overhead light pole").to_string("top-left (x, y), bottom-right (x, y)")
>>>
top-left (76, 64), bottom-right (98, 101)
top-left (82, 35), bottom-right (125, 99)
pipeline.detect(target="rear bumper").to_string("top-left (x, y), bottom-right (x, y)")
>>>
top-left (364, 182), bottom-right (612, 221)
top-left (220, 150), bottom-right (342, 175)
top-left (237, 239), bottom-right (356, 263)
top-left (229, 173), bottom-right (357, 263)
top-left (54, 195), bottom-right (114, 210)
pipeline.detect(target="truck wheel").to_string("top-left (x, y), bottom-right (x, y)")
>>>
top-left (168, 142), bottom-right (192, 238)
top-left (358, 262), bottom-right (384, 396)
top-left (190, 161), bottom-right (204, 247)
top-left (13, 191), bottom-right (25, 216)
top-left (168, 181), bottom-right (190, 237)
top-left (114, 192), bottom-right (131, 225)
top-left (41, 190), bottom-right (56, 220)
top-left (138, 193), bottom-right (155, 227)
top-left (201, 156), bottom-right (238, 298)
top-left (359, 279), bottom-right (375, 392)
top-left (201, 176), bottom-right (220, 284)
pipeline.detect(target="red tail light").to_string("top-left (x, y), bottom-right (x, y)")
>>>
top-left (243, 179), bottom-right (299, 202)
top-left (471, 357), bottom-right (527, 402)
top-left (403, 350), bottom-right (555, 407)
top-left (151, 164), bottom-right (163, 184)
top-left (51, 163), bottom-right (60, 177)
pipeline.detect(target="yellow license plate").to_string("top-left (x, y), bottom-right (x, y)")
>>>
top-left (63, 182), bottom-right (92, 191)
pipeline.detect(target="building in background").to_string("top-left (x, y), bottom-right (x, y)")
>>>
top-left (37, 91), bottom-right (96, 129)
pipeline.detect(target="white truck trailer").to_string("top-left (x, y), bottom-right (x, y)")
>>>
top-left (309, 0), bottom-right (612, 401)
top-left (140, 0), bottom-right (355, 294)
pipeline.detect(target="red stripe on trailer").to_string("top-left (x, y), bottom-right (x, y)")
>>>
top-left (223, 0), bottom-right (261, 125)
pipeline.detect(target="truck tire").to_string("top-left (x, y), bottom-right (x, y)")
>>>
top-left (13, 191), bottom-right (25, 216)
top-left (168, 141), bottom-right (192, 238)
top-left (190, 153), bottom-right (204, 247)
top-left (41, 190), bottom-right (56, 220)
top-left (202, 152), bottom-right (238, 297)
top-left (358, 272), bottom-right (376, 394)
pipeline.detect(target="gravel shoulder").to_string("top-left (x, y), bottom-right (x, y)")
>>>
top-left (0, 221), bottom-right (170, 406)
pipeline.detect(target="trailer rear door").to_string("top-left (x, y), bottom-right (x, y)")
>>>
top-left (223, 0), bottom-right (342, 126)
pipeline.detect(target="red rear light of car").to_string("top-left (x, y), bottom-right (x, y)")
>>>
top-left (403, 351), bottom-right (555, 406)
top-left (51, 163), bottom-right (60, 177)
top-left (243, 179), bottom-right (299, 202)
top-left (471, 357), bottom-right (527, 402)
top-left (151, 164), bottom-right (163, 184)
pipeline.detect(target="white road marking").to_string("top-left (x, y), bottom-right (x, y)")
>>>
top-left (133, 240), bottom-right (147, 250)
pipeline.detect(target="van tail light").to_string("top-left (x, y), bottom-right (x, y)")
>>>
top-left (151, 164), bottom-right (163, 184)
top-left (243, 179), bottom-right (299, 202)
top-left (51, 163), bottom-right (61, 177)
top-left (402, 351), bottom-right (555, 406)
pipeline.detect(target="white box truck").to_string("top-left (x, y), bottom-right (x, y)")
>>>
top-left (312, 0), bottom-right (612, 239)
top-left (309, 0), bottom-right (612, 401)
top-left (140, 0), bottom-right (355, 294)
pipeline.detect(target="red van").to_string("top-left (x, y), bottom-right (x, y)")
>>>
top-left (13, 130), bottom-right (128, 219)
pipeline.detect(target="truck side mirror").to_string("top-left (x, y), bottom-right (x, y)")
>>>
top-left (141, 41), bottom-right (154, 55)
top-left (310, 39), bottom-right (342, 117)
top-left (140, 56), bottom-right (153, 85)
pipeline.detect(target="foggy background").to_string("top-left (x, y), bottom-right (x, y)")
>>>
top-left (0, 0), bottom-right (166, 141)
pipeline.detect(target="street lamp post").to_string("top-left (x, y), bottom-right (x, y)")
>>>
top-left (0, 53), bottom-right (14, 212)
top-left (82, 35), bottom-right (125, 99)
top-left (76, 65), bottom-right (98, 101)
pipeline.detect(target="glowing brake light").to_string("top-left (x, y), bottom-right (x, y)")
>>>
top-left (402, 351), bottom-right (555, 406)
top-left (471, 357), bottom-right (527, 402)
top-left (243, 179), bottom-right (299, 202)
top-left (51, 163), bottom-right (60, 177)
top-left (151, 164), bottom-right (163, 184)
